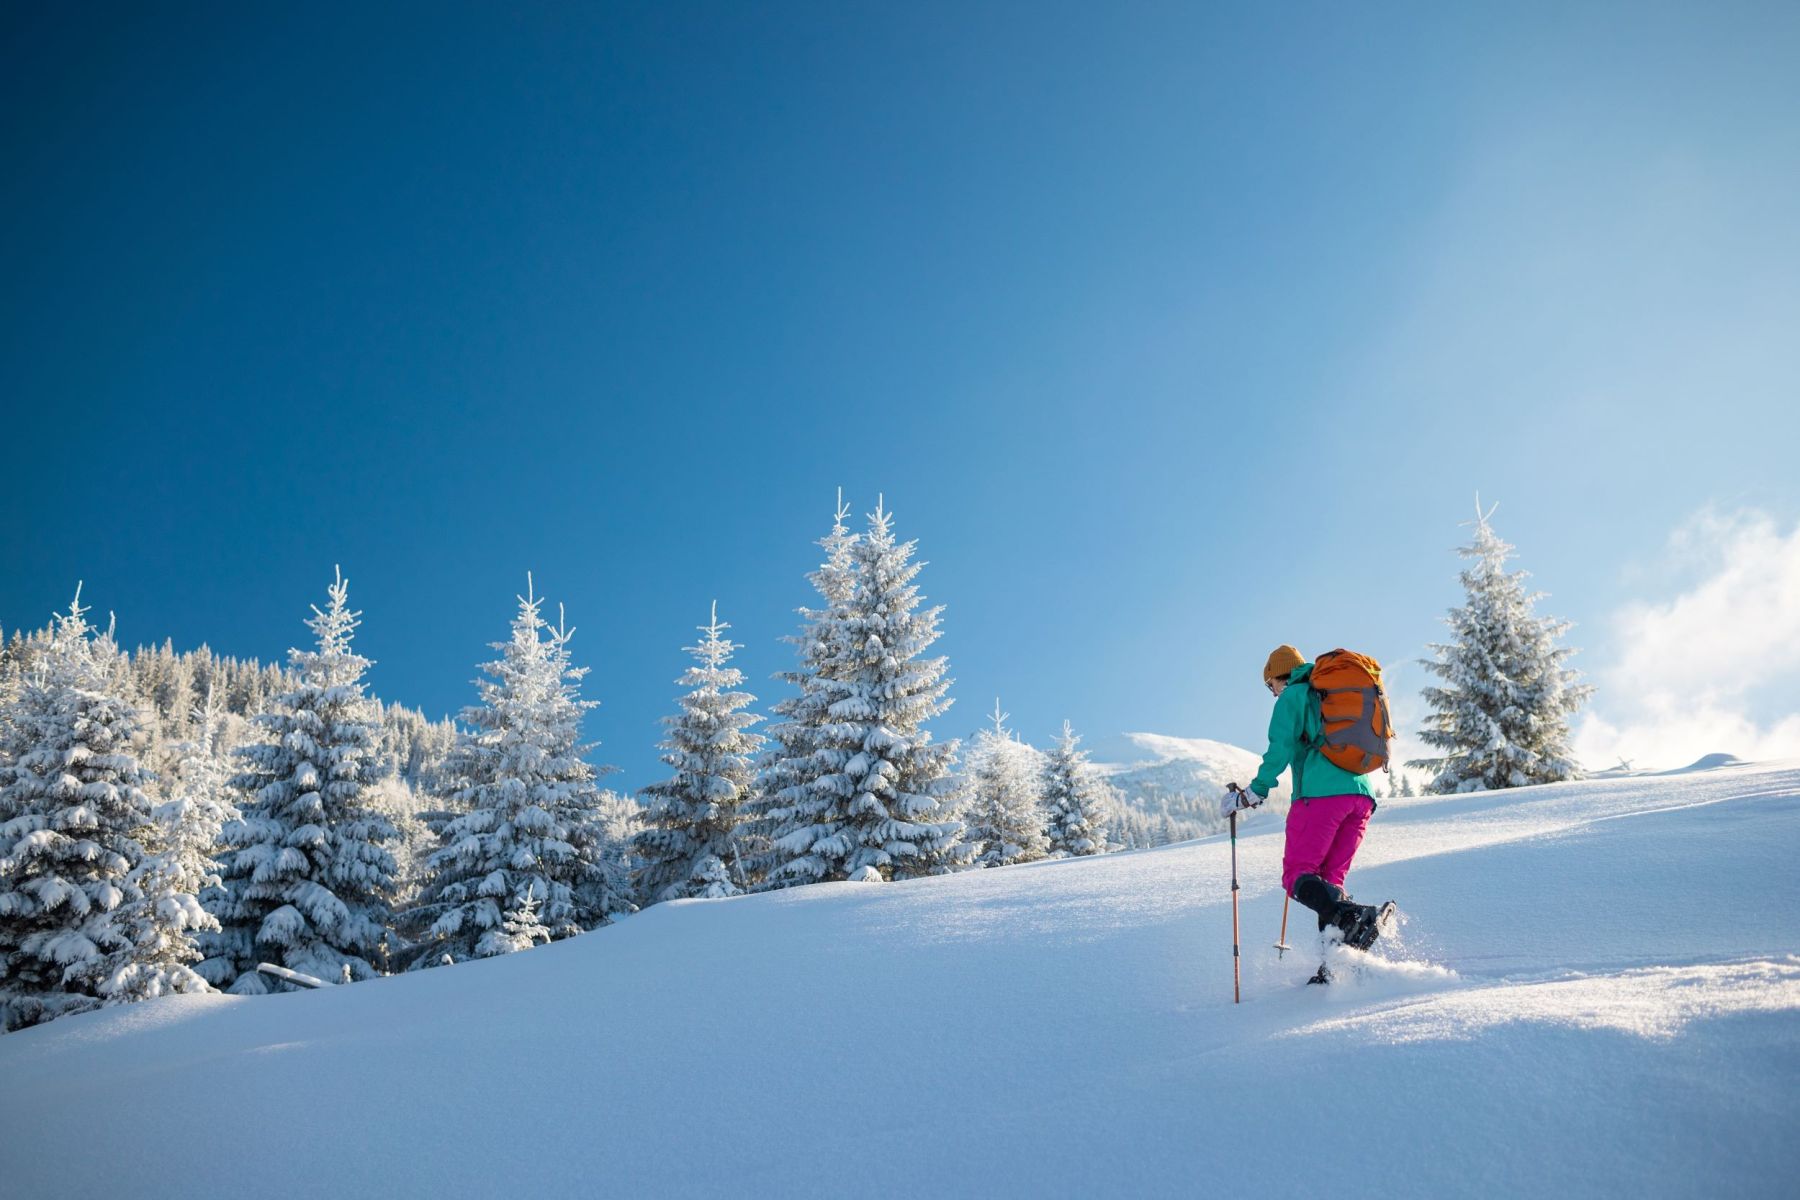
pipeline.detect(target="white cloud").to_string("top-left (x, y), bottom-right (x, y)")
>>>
top-left (1575, 508), bottom-right (1800, 770)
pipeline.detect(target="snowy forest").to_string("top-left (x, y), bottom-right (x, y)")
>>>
top-left (0, 497), bottom-right (1587, 1032)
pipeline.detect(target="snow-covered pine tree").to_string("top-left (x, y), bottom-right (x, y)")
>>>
top-left (161, 688), bottom-right (239, 908)
top-left (108, 686), bottom-right (239, 1005)
top-left (753, 499), bottom-right (967, 884)
top-left (633, 603), bottom-right (765, 904)
top-left (404, 581), bottom-right (634, 965)
top-left (110, 821), bottom-right (222, 1009)
top-left (0, 592), bottom-right (212, 1030)
top-left (541, 608), bottom-right (638, 930)
top-left (822, 500), bottom-right (967, 880)
top-left (366, 773), bottom-right (433, 913)
top-left (1410, 503), bottom-right (1595, 793)
top-left (201, 568), bottom-right (399, 992)
top-left (1041, 721), bottom-right (1112, 857)
top-left (492, 889), bottom-right (552, 954)
top-left (745, 493), bottom-right (861, 888)
top-left (962, 702), bottom-right (1050, 868)
top-left (593, 788), bottom-right (646, 883)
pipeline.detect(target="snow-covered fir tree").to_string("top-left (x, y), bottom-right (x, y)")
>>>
top-left (633, 604), bottom-right (765, 904)
top-left (5, 624), bottom-right (456, 805)
top-left (781, 501), bottom-right (969, 882)
top-left (962, 702), bottom-right (1050, 868)
top-left (0, 592), bottom-right (212, 1031)
top-left (201, 569), bottom-right (399, 992)
top-left (404, 582), bottom-right (635, 965)
top-left (367, 773), bottom-right (433, 911)
top-left (752, 498), bottom-right (968, 884)
top-left (159, 688), bottom-right (239, 907)
top-left (687, 853), bottom-right (739, 899)
top-left (592, 788), bottom-right (646, 885)
top-left (541, 616), bottom-right (638, 931)
top-left (1410, 503), bottom-right (1595, 793)
top-left (111, 822), bottom-right (222, 1009)
top-left (745, 494), bottom-right (861, 887)
top-left (1041, 721), bottom-right (1112, 857)
top-left (831, 500), bottom-right (969, 878)
top-left (492, 888), bottom-right (552, 954)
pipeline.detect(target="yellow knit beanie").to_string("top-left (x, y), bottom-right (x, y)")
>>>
top-left (1262, 644), bottom-right (1305, 684)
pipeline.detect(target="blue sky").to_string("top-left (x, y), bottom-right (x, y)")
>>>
top-left (4, 2), bottom-right (1798, 787)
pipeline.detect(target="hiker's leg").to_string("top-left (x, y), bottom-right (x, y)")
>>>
top-left (1292, 873), bottom-right (1350, 928)
top-left (1317, 796), bottom-right (1374, 888)
top-left (1281, 800), bottom-right (1338, 896)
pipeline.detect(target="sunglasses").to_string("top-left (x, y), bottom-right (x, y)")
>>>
top-left (1265, 678), bottom-right (1281, 695)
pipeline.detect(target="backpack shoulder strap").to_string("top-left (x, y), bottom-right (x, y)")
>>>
top-left (1293, 685), bottom-right (1323, 799)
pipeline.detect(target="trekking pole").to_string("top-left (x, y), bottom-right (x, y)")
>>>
top-left (1275, 893), bottom-right (1293, 959)
top-left (1230, 805), bottom-right (1242, 1004)
top-left (1225, 782), bottom-right (1265, 1003)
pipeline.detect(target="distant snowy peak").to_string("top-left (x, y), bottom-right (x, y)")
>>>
top-left (1098, 732), bottom-right (1279, 803)
top-left (1114, 733), bottom-right (1257, 770)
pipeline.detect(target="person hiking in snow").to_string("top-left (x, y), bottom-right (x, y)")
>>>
top-left (1225, 645), bottom-right (1396, 960)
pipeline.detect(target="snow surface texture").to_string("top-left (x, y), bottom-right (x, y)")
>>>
top-left (3, 761), bottom-right (1798, 1198)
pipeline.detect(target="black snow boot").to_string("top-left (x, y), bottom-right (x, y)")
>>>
top-left (1292, 874), bottom-right (1354, 932)
top-left (1294, 874), bottom-right (1388, 949)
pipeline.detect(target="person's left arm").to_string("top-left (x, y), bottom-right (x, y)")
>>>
top-left (1249, 687), bottom-right (1303, 799)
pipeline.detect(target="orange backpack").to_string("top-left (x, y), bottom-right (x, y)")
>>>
top-left (1307, 649), bottom-right (1394, 775)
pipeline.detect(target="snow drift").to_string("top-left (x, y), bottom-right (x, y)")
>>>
top-left (2, 761), bottom-right (1797, 1198)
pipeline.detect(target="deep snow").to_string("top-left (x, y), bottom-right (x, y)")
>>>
top-left (2, 759), bottom-right (1797, 1198)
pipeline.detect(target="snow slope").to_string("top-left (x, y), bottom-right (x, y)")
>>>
top-left (3, 761), bottom-right (1798, 1198)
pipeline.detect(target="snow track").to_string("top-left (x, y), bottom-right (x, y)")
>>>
top-left (2, 760), bottom-right (1797, 1198)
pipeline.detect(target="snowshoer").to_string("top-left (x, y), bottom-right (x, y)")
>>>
top-left (1226, 645), bottom-right (1395, 964)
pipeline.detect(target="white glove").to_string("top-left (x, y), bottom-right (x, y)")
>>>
top-left (1220, 785), bottom-right (1257, 817)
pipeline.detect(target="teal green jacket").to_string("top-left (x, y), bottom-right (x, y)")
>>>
top-left (1250, 662), bottom-right (1378, 805)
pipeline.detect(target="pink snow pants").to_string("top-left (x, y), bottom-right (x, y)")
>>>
top-left (1281, 794), bottom-right (1374, 895)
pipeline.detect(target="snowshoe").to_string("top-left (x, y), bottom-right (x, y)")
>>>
top-left (1340, 900), bottom-right (1397, 951)
top-left (1307, 962), bottom-right (1332, 986)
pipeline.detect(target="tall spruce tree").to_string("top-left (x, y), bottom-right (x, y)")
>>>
top-left (963, 702), bottom-right (1050, 868)
top-left (201, 569), bottom-right (398, 992)
top-left (1041, 721), bottom-right (1112, 857)
top-left (0, 593), bottom-right (212, 1030)
top-left (634, 604), bottom-right (766, 904)
top-left (746, 494), bottom-right (861, 887)
top-left (161, 688), bottom-right (238, 908)
top-left (1411, 504), bottom-right (1594, 793)
top-left (406, 582), bottom-right (634, 965)
top-left (541, 609), bottom-right (638, 930)
top-left (752, 498), bottom-right (966, 884)
top-left (827, 501), bottom-right (967, 879)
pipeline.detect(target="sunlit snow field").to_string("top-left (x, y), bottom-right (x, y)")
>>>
top-left (3, 760), bottom-right (1796, 1198)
